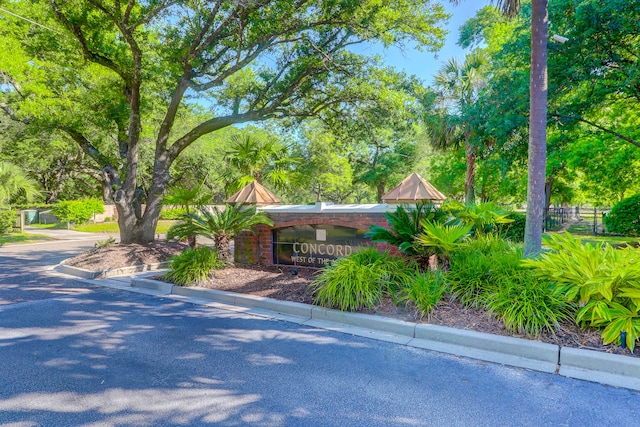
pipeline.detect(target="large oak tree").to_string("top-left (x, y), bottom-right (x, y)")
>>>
top-left (0, 0), bottom-right (448, 243)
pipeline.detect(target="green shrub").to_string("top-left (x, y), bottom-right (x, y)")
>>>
top-left (604, 194), bottom-right (640, 236)
top-left (496, 212), bottom-right (526, 242)
top-left (400, 270), bottom-right (447, 319)
top-left (447, 235), bottom-right (515, 307)
top-left (310, 248), bottom-right (408, 311)
top-left (485, 270), bottom-right (572, 336)
top-left (523, 233), bottom-right (640, 350)
top-left (160, 207), bottom-right (188, 220)
top-left (0, 210), bottom-right (17, 234)
top-left (445, 201), bottom-right (513, 236)
top-left (52, 199), bottom-right (105, 224)
top-left (165, 246), bottom-right (223, 286)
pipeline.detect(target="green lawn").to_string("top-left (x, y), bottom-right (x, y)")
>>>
top-left (73, 220), bottom-right (176, 234)
top-left (0, 233), bottom-right (54, 246)
top-left (544, 231), bottom-right (640, 246)
top-left (579, 235), bottom-right (640, 246)
top-left (31, 220), bottom-right (177, 234)
top-left (28, 223), bottom-right (67, 230)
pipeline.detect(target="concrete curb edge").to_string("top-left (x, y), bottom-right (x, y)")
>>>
top-left (130, 277), bottom-right (640, 391)
top-left (58, 262), bottom-right (168, 279)
top-left (559, 346), bottom-right (640, 390)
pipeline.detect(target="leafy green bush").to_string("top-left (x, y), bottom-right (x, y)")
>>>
top-left (523, 233), bottom-right (640, 350)
top-left (400, 270), bottom-right (447, 319)
top-left (445, 201), bottom-right (514, 236)
top-left (51, 199), bottom-right (105, 224)
top-left (160, 207), bottom-right (188, 220)
top-left (485, 270), bottom-right (572, 336)
top-left (0, 210), bottom-right (17, 234)
top-left (165, 246), bottom-right (223, 286)
top-left (604, 194), bottom-right (640, 236)
top-left (447, 236), bottom-right (518, 307)
top-left (310, 248), bottom-right (408, 311)
top-left (496, 212), bottom-right (526, 242)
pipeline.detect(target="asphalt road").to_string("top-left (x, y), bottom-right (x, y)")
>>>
top-left (0, 240), bottom-right (638, 426)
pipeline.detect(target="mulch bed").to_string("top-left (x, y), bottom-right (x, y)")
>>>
top-left (64, 242), bottom-right (638, 357)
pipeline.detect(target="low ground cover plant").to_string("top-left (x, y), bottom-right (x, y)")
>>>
top-left (447, 235), bottom-right (515, 308)
top-left (400, 269), bottom-right (447, 319)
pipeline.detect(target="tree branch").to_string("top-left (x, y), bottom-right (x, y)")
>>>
top-left (60, 127), bottom-right (113, 168)
top-left (168, 112), bottom-right (266, 161)
top-left (552, 114), bottom-right (640, 149)
top-left (50, 0), bottom-right (131, 85)
top-left (0, 102), bottom-right (31, 125)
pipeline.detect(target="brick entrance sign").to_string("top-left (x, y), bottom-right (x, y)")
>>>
top-left (234, 202), bottom-right (393, 267)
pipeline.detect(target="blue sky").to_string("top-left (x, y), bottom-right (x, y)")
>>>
top-left (361, 2), bottom-right (486, 85)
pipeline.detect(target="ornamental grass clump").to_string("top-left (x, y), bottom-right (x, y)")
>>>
top-left (165, 246), bottom-right (224, 286)
top-left (400, 270), bottom-right (447, 319)
top-left (446, 235), bottom-right (514, 307)
top-left (485, 269), bottom-right (573, 336)
top-left (310, 248), bottom-right (408, 311)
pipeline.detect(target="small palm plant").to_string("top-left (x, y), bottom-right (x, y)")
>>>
top-left (167, 203), bottom-right (273, 266)
top-left (365, 202), bottom-right (448, 263)
top-left (414, 220), bottom-right (473, 270)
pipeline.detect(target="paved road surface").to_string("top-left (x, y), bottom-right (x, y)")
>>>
top-left (0, 239), bottom-right (638, 426)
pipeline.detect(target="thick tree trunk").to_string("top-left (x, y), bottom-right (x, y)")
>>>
top-left (464, 142), bottom-right (476, 205)
top-left (116, 157), bottom-right (170, 244)
top-left (376, 182), bottom-right (385, 203)
top-left (215, 234), bottom-right (233, 266)
top-left (524, 0), bottom-right (548, 257)
top-left (116, 200), bottom-right (163, 244)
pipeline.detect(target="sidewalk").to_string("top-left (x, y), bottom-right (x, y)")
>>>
top-left (55, 262), bottom-right (640, 393)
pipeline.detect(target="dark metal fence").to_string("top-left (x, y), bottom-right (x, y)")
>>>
top-left (542, 206), bottom-right (610, 235)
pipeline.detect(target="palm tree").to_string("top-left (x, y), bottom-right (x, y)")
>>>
top-left (167, 203), bottom-right (273, 266)
top-left (225, 134), bottom-right (300, 195)
top-left (522, 0), bottom-right (548, 257)
top-left (431, 49), bottom-right (488, 205)
top-left (451, 0), bottom-right (548, 256)
top-left (0, 161), bottom-right (40, 206)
